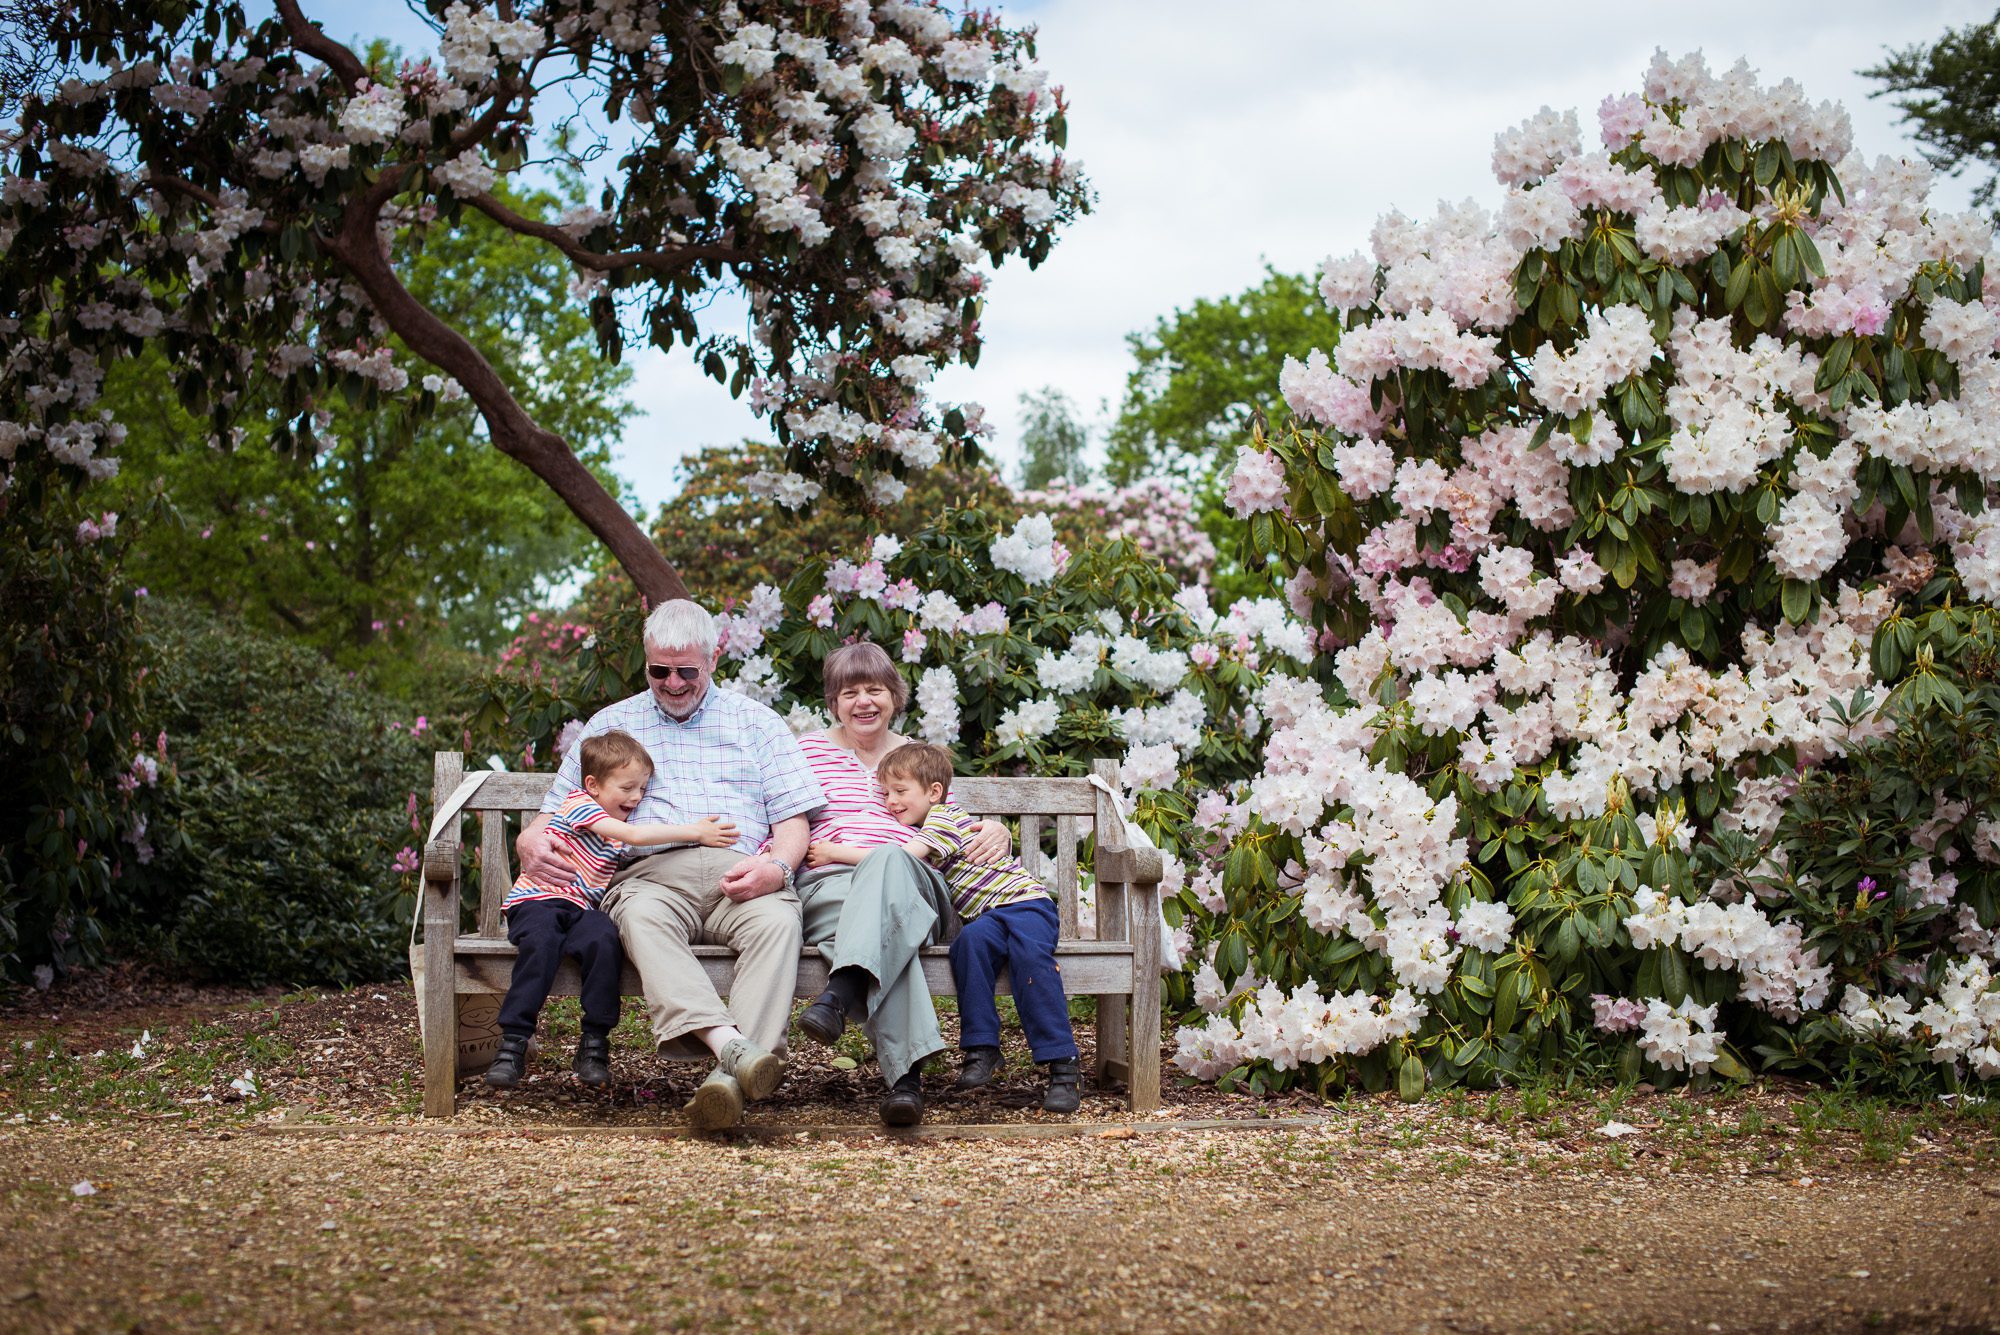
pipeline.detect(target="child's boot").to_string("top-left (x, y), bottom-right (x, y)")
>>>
top-left (485, 1034), bottom-right (530, 1089)
top-left (1041, 1058), bottom-right (1082, 1114)
top-left (572, 1028), bottom-right (612, 1087)
top-left (954, 1045), bottom-right (1003, 1090)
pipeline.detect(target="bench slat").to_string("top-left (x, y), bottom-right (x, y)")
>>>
top-left (478, 809), bottom-right (509, 937)
top-left (943, 776), bottom-right (1096, 814)
top-left (1056, 813), bottom-right (1080, 938)
top-left (451, 770), bottom-right (1102, 815)
top-left (1019, 812), bottom-right (1045, 884)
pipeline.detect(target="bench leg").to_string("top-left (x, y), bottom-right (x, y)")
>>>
top-left (1095, 993), bottom-right (1129, 1087)
top-left (420, 934), bottom-right (458, 1117)
top-left (1127, 970), bottom-right (1161, 1113)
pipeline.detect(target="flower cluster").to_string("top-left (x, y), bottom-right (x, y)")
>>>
top-left (1, 0), bottom-right (1089, 545)
top-left (1015, 476), bottom-right (1218, 586)
top-left (1180, 53), bottom-right (2000, 1096)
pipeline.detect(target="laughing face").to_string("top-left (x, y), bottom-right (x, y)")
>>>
top-left (584, 759), bottom-right (652, 820)
top-left (645, 640), bottom-right (719, 720)
top-left (833, 678), bottom-right (899, 741)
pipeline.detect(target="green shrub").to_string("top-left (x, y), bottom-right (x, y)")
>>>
top-left (130, 599), bottom-right (429, 985)
top-left (0, 462), bottom-right (175, 983)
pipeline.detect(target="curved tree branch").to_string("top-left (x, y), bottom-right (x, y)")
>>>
top-left (272, 0), bottom-right (366, 93)
top-left (322, 194), bottom-right (688, 605)
top-left (462, 190), bottom-right (746, 276)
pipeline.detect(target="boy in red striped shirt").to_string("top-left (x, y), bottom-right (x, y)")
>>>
top-left (486, 730), bottom-right (739, 1090)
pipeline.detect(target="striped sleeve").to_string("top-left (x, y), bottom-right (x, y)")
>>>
top-left (909, 803), bottom-right (975, 865)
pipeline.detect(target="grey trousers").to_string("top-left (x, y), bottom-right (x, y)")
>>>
top-left (799, 846), bottom-right (960, 1088)
top-left (602, 846), bottom-right (802, 1061)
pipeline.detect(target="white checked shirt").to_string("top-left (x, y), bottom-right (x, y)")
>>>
top-left (542, 686), bottom-right (824, 856)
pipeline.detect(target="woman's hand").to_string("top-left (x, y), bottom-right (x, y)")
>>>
top-left (964, 819), bottom-right (1011, 866)
top-left (806, 840), bottom-right (864, 869)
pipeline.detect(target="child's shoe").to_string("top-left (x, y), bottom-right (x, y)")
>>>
top-left (954, 1045), bottom-right (1003, 1090)
top-left (485, 1034), bottom-right (530, 1089)
top-left (1041, 1058), bottom-right (1082, 1114)
top-left (572, 1030), bottom-right (612, 1087)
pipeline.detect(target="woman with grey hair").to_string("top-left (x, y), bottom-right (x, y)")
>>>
top-left (790, 641), bottom-right (1009, 1125)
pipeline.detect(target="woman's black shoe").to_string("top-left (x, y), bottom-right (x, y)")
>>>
top-left (484, 1034), bottom-right (529, 1089)
top-left (879, 1070), bottom-right (924, 1126)
top-left (798, 989), bottom-right (849, 1045)
top-left (954, 1045), bottom-right (1003, 1090)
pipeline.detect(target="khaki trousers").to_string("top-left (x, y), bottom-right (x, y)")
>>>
top-left (602, 847), bottom-right (801, 1059)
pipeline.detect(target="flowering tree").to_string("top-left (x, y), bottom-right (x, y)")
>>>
top-left (1, 0), bottom-right (1088, 601)
top-left (1177, 52), bottom-right (2000, 1097)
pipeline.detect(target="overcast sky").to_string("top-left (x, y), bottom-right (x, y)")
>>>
top-left (322, 1), bottom-right (1989, 511)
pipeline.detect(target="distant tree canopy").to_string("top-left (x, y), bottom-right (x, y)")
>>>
top-left (1015, 385), bottom-right (1092, 489)
top-left (1105, 266), bottom-right (1342, 486)
top-left (1867, 11), bottom-right (2000, 217)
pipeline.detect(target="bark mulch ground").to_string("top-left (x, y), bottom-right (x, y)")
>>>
top-left (3, 967), bottom-right (1999, 1333)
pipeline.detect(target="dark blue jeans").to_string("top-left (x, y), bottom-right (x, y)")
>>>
top-left (498, 899), bottom-right (623, 1039)
top-left (948, 896), bottom-right (1077, 1063)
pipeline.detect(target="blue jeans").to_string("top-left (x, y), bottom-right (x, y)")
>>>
top-left (948, 897), bottom-right (1077, 1063)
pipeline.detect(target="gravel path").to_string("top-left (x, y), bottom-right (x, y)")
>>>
top-left (5, 973), bottom-right (2000, 1332)
top-left (3, 1121), bottom-right (1998, 1334)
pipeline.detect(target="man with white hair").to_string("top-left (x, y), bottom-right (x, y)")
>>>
top-left (516, 599), bottom-right (822, 1129)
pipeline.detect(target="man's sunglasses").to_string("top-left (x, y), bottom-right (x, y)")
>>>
top-left (646, 663), bottom-right (704, 682)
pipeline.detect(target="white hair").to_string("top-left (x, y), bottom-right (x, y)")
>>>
top-left (643, 598), bottom-right (718, 654)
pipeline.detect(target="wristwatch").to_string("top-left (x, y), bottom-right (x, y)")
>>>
top-left (772, 855), bottom-right (798, 893)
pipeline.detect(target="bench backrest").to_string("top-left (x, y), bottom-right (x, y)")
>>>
top-left (430, 752), bottom-right (1129, 943)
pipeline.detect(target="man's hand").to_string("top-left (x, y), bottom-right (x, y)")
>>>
top-left (719, 855), bottom-right (787, 903)
top-left (964, 819), bottom-right (1012, 866)
top-left (515, 815), bottom-right (570, 882)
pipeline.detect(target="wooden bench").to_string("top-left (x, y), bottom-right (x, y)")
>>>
top-left (418, 752), bottom-right (1165, 1116)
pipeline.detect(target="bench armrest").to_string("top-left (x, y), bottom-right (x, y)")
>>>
top-left (1096, 844), bottom-right (1164, 886)
top-left (422, 837), bottom-right (461, 890)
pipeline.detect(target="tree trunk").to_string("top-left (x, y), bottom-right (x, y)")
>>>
top-left (485, 415), bottom-right (690, 606)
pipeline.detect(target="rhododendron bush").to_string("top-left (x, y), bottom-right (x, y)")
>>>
top-left (1178, 52), bottom-right (2000, 1098)
top-left (1, 0), bottom-right (1087, 602)
top-left (710, 509), bottom-right (1298, 780)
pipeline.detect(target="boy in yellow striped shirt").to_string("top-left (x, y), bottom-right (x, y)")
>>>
top-left (876, 743), bottom-right (1082, 1113)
